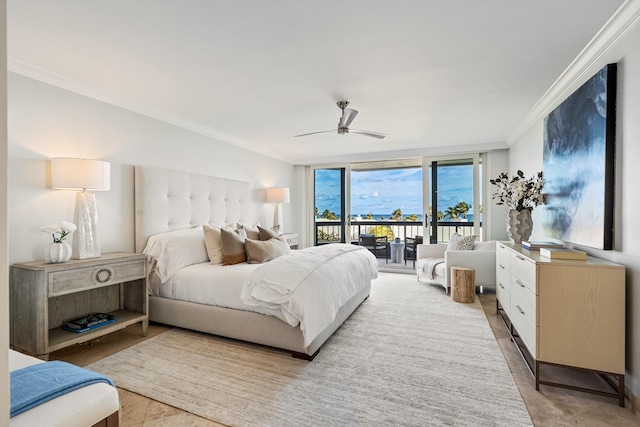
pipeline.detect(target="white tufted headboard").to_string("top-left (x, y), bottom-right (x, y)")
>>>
top-left (134, 165), bottom-right (251, 252)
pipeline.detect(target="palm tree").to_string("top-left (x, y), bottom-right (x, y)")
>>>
top-left (321, 209), bottom-right (337, 220)
top-left (404, 214), bottom-right (418, 221)
top-left (365, 212), bottom-right (374, 220)
top-left (390, 208), bottom-right (403, 221)
top-left (437, 211), bottom-right (445, 221)
top-left (455, 201), bottom-right (472, 219)
top-left (444, 206), bottom-right (459, 220)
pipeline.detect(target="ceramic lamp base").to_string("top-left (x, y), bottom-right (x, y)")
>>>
top-left (72, 191), bottom-right (101, 259)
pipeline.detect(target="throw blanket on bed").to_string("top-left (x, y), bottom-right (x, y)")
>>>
top-left (242, 243), bottom-right (378, 347)
top-left (10, 361), bottom-right (115, 417)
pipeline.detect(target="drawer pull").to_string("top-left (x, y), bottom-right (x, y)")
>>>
top-left (499, 283), bottom-right (505, 289)
top-left (498, 264), bottom-right (505, 269)
top-left (95, 268), bottom-right (113, 283)
top-left (516, 305), bottom-right (525, 315)
top-left (516, 279), bottom-right (525, 288)
top-left (516, 255), bottom-right (525, 261)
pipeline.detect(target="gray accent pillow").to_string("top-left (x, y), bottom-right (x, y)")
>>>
top-left (221, 226), bottom-right (247, 265)
top-left (447, 233), bottom-right (476, 251)
top-left (258, 225), bottom-right (280, 241)
top-left (245, 236), bottom-right (291, 264)
top-left (237, 222), bottom-right (260, 240)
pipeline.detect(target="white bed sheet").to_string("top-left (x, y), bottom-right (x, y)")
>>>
top-left (242, 244), bottom-right (378, 346)
top-left (150, 261), bottom-right (286, 320)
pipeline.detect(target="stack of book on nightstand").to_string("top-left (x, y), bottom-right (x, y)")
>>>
top-left (521, 240), bottom-right (564, 250)
top-left (63, 313), bottom-right (116, 333)
top-left (539, 247), bottom-right (587, 260)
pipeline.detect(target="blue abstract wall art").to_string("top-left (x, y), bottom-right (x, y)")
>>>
top-left (541, 63), bottom-right (616, 250)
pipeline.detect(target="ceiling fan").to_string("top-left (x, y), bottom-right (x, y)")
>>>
top-left (293, 101), bottom-right (386, 139)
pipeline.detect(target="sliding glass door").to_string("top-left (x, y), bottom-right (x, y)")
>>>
top-left (424, 155), bottom-right (482, 243)
top-left (310, 155), bottom-right (482, 248)
top-left (313, 167), bottom-right (349, 244)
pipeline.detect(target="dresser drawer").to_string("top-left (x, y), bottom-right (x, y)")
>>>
top-left (48, 260), bottom-right (146, 296)
top-left (511, 300), bottom-right (537, 357)
top-left (496, 280), bottom-right (511, 317)
top-left (496, 243), bottom-right (511, 268)
top-left (284, 233), bottom-right (298, 247)
top-left (510, 252), bottom-right (536, 294)
top-left (511, 275), bottom-right (536, 325)
top-left (496, 261), bottom-right (510, 288)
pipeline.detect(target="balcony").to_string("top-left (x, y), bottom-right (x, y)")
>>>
top-left (315, 219), bottom-right (481, 272)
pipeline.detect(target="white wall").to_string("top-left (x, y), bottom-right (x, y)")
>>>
top-left (482, 149), bottom-right (509, 241)
top-left (7, 73), bottom-right (297, 264)
top-left (508, 19), bottom-right (640, 399)
top-left (1, 1), bottom-right (9, 424)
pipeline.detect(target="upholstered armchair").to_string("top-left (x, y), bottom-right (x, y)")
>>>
top-left (416, 241), bottom-right (496, 294)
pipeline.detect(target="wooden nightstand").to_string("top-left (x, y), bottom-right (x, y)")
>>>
top-left (283, 233), bottom-right (299, 249)
top-left (10, 252), bottom-right (148, 360)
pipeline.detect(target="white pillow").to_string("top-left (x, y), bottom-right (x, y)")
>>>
top-left (447, 233), bottom-right (476, 251)
top-left (203, 225), bottom-right (224, 265)
top-left (143, 227), bottom-right (208, 282)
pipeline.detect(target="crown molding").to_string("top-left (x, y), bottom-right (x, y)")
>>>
top-left (506, 0), bottom-right (640, 145)
top-left (6, 56), bottom-right (292, 161)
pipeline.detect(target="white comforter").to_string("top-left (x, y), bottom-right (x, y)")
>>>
top-left (241, 243), bottom-right (378, 346)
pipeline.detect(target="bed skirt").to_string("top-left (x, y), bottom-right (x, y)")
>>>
top-left (149, 282), bottom-right (371, 358)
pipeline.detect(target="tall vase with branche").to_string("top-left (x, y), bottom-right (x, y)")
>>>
top-left (490, 170), bottom-right (544, 244)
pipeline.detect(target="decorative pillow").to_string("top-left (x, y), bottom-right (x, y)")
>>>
top-left (202, 225), bottom-right (224, 264)
top-left (237, 222), bottom-right (260, 240)
top-left (258, 225), bottom-right (280, 241)
top-left (447, 233), bottom-right (476, 251)
top-left (142, 227), bottom-right (209, 282)
top-left (245, 236), bottom-right (291, 264)
top-left (221, 226), bottom-right (247, 265)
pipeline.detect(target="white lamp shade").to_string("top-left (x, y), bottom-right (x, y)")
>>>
top-left (266, 187), bottom-right (290, 203)
top-left (51, 158), bottom-right (111, 191)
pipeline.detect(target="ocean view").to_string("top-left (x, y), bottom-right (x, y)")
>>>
top-left (315, 164), bottom-right (478, 223)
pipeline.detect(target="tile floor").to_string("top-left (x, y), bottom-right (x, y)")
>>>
top-left (51, 284), bottom-right (640, 426)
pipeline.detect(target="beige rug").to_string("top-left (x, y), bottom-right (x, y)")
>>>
top-left (87, 273), bottom-right (532, 426)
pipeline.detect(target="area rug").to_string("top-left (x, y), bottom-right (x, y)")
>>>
top-left (87, 273), bottom-right (532, 427)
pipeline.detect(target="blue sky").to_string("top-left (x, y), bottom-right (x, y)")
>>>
top-left (315, 165), bottom-right (477, 218)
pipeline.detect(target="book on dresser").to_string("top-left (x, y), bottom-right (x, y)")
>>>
top-left (521, 240), bottom-right (564, 250)
top-left (539, 247), bottom-right (587, 260)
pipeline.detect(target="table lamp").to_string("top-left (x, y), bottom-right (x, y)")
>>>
top-left (51, 158), bottom-right (111, 259)
top-left (266, 187), bottom-right (290, 233)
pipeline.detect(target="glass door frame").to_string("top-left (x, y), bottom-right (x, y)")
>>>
top-left (310, 163), bottom-right (351, 244)
top-left (422, 154), bottom-right (481, 243)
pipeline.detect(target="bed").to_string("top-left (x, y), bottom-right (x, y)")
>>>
top-left (134, 165), bottom-right (377, 359)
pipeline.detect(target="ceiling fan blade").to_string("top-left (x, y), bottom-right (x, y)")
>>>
top-left (293, 130), bottom-right (335, 137)
top-left (350, 129), bottom-right (386, 139)
top-left (339, 108), bottom-right (358, 128)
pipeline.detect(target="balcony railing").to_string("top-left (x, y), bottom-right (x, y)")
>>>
top-left (315, 220), bottom-right (480, 245)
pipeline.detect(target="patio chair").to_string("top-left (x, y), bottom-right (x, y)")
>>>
top-left (404, 236), bottom-right (423, 268)
top-left (359, 234), bottom-right (389, 263)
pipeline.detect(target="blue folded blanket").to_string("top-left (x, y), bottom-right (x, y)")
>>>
top-left (10, 361), bottom-right (115, 418)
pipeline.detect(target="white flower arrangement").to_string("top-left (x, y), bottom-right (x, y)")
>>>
top-left (490, 170), bottom-right (544, 212)
top-left (41, 221), bottom-right (77, 243)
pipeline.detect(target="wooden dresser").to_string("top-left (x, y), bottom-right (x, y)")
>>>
top-left (496, 242), bottom-right (625, 406)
